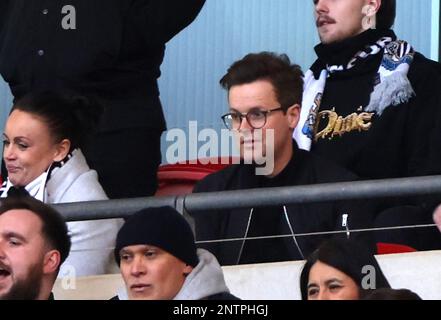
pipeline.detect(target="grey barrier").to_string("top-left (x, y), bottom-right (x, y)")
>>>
top-left (52, 175), bottom-right (441, 221)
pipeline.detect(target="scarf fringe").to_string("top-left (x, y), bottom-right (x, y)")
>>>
top-left (366, 72), bottom-right (415, 115)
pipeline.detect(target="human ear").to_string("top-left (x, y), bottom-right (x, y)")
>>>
top-left (53, 139), bottom-right (71, 162)
top-left (182, 264), bottom-right (194, 277)
top-left (286, 104), bottom-right (301, 130)
top-left (367, 0), bottom-right (382, 14)
top-left (43, 250), bottom-right (61, 275)
top-left (362, 0), bottom-right (381, 30)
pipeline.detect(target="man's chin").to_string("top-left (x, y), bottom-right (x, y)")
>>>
top-left (319, 34), bottom-right (338, 45)
top-left (0, 272), bottom-right (42, 300)
top-left (240, 146), bottom-right (265, 162)
top-left (240, 155), bottom-right (266, 165)
top-left (318, 30), bottom-right (342, 45)
top-left (0, 287), bottom-right (15, 300)
top-left (0, 288), bottom-right (11, 300)
top-left (1, 286), bottom-right (41, 300)
top-left (129, 293), bottom-right (156, 300)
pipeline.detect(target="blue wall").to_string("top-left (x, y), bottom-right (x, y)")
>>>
top-left (0, 0), bottom-right (437, 162)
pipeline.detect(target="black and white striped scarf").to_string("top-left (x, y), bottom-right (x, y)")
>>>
top-left (294, 33), bottom-right (415, 150)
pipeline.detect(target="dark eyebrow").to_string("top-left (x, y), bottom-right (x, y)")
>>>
top-left (325, 278), bottom-right (343, 286)
top-left (120, 245), bottom-right (158, 256)
top-left (2, 231), bottom-right (28, 243)
top-left (2, 135), bottom-right (30, 143)
top-left (2, 133), bottom-right (29, 141)
top-left (119, 248), bottom-right (133, 255)
top-left (307, 283), bottom-right (319, 290)
top-left (229, 106), bottom-right (266, 113)
top-left (13, 137), bottom-right (30, 142)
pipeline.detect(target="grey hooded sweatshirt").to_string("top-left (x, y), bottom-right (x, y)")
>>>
top-left (116, 249), bottom-right (239, 300)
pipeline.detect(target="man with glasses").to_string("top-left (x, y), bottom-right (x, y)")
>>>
top-left (191, 52), bottom-right (374, 266)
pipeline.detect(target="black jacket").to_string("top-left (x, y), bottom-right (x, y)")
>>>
top-left (192, 144), bottom-right (375, 266)
top-left (310, 29), bottom-right (441, 181)
top-left (0, 0), bottom-right (205, 131)
top-left (308, 29), bottom-right (441, 250)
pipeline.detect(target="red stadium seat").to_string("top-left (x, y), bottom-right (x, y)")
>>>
top-left (155, 157), bottom-right (238, 196)
top-left (376, 242), bottom-right (417, 255)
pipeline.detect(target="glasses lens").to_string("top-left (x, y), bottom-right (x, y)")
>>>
top-left (247, 110), bottom-right (266, 129)
top-left (222, 114), bottom-right (240, 130)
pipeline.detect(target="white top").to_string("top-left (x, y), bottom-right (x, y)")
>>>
top-left (1, 149), bottom-right (123, 276)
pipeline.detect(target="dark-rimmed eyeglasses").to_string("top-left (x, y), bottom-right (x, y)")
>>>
top-left (221, 107), bottom-right (284, 130)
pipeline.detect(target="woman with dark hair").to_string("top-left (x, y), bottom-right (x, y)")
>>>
top-left (300, 238), bottom-right (390, 300)
top-left (0, 91), bottom-right (122, 276)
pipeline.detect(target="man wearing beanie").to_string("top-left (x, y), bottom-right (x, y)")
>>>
top-left (111, 206), bottom-right (239, 300)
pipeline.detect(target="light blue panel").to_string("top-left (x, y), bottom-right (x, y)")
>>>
top-left (431, 0), bottom-right (440, 60)
top-left (0, 78), bottom-right (12, 132)
top-left (394, 0), bottom-right (433, 57)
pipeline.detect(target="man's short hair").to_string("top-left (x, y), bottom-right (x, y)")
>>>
top-left (0, 196), bottom-right (71, 265)
top-left (220, 52), bottom-right (304, 112)
top-left (377, 0), bottom-right (396, 30)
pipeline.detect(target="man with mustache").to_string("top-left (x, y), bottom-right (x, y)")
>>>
top-left (191, 52), bottom-right (374, 266)
top-left (0, 196), bottom-right (71, 300)
top-left (295, 0), bottom-right (441, 250)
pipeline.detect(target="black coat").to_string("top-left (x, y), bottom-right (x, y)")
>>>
top-left (192, 144), bottom-right (375, 266)
top-left (310, 29), bottom-right (441, 181)
top-left (307, 30), bottom-right (441, 250)
top-left (0, 0), bottom-right (205, 132)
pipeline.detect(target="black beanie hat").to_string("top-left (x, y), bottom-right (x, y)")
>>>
top-left (114, 206), bottom-right (199, 267)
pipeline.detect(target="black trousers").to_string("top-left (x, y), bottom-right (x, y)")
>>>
top-left (82, 127), bottom-right (162, 199)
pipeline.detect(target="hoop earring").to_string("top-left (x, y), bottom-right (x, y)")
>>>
top-left (362, 5), bottom-right (377, 30)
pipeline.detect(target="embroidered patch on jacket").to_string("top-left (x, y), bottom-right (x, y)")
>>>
top-left (313, 107), bottom-right (374, 141)
top-left (302, 93), bottom-right (322, 139)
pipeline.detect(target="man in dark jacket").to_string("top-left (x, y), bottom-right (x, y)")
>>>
top-left (296, 0), bottom-right (441, 250)
top-left (112, 206), bottom-right (238, 300)
top-left (0, 196), bottom-right (71, 300)
top-left (0, 0), bottom-right (205, 199)
top-left (192, 52), bottom-right (374, 266)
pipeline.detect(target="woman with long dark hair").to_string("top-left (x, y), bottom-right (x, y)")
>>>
top-left (300, 238), bottom-right (390, 300)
